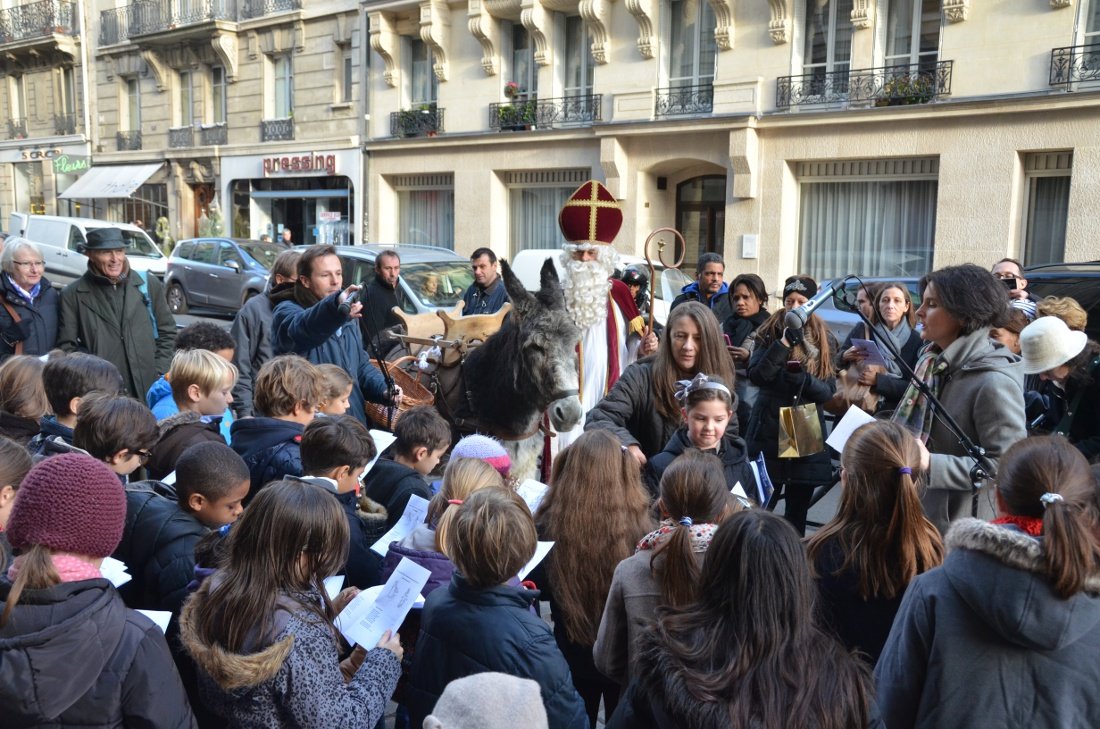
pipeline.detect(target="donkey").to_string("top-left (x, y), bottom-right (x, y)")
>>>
top-left (450, 258), bottom-right (583, 480)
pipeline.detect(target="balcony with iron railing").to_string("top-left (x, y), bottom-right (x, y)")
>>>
top-left (654, 84), bottom-right (714, 117)
top-left (53, 112), bottom-right (78, 135)
top-left (200, 122), bottom-right (228, 145)
top-left (261, 117), bottom-right (293, 142)
top-left (168, 126), bottom-right (194, 148)
top-left (488, 94), bottom-right (602, 131)
top-left (238, 0), bottom-right (300, 20)
top-left (5, 118), bottom-right (28, 140)
top-left (1050, 43), bottom-right (1100, 87)
top-left (117, 130), bottom-right (143, 151)
top-left (776, 60), bottom-right (954, 109)
top-left (391, 105), bottom-right (444, 137)
top-left (100, 0), bottom-right (301, 44)
top-left (0, 0), bottom-right (77, 45)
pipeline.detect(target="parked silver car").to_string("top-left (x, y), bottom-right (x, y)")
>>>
top-left (332, 244), bottom-right (474, 314)
top-left (165, 237), bottom-right (283, 314)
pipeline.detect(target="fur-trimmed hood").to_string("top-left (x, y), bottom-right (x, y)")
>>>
top-left (943, 518), bottom-right (1100, 650)
top-left (157, 409), bottom-right (208, 436)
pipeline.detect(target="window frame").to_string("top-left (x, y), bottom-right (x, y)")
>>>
top-left (666, 0), bottom-right (718, 88)
top-left (1021, 152), bottom-right (1073, 268)
top-left (882, 0), bottom-right (943, 68)
top-left (211, 65), bottom-right (227, 124)
top-left (272, 54), bottom-right (294, 119)
top-left (178, 70), bottom-right (195, 127)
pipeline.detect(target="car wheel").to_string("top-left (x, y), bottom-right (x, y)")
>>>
top-left (167, 283), bottom-right (189, 314)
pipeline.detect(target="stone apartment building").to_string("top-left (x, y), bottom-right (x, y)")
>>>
top-left (361, 0), bottom-right (1100, 287)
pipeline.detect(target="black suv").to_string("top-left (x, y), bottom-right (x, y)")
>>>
top-left (1024, 262), bottom-right (1100, 341)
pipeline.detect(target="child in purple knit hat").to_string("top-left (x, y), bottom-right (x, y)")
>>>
top-left (450, 434), bottom-right (512, 479)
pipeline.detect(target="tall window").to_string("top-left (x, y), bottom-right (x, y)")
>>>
top-left (668, 0), bottom-right (717, 88)
top-left (396, 174), bottom-right (455, 248)
top-left (1083, 0), bottom-right (1100, 43)
top-left (507, 169), bottom-right (590, 254)
top-left (510, 24), bottom-right (538, 96)
top-left (803, 0), bottom-right (854, 77)
top-left (273, 55), bottom-right (294, 118)
top-left (179, 70), bottom-right (194, 126)
top-left (1023, 152), bottom-right (1072, 267)
top-left (797, 159), bottom-right (938, 280)
top-left (342, 49), bottom-right (354, 103)
top-left (58, 67), bottom-right (75, 115)
top-left (9, 76), bottom-right (26, 120)
top-left (211, 66), bottom-right (227, 124)
top-left (125, 78), bottom-right (141, 131)
top-left (564, 16), bottom-right (594, 98)
top-left (885, 0), bottom-right (941, 68)
top-left (410, 38), bottom-right (437, 105)
top-left (676, 176), bottom-right (726, 275)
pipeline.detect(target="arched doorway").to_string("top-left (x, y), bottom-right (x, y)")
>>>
top-left (675, 175), bottom-right (726, 273)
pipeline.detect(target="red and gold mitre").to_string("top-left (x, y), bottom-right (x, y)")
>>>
top-left (558, 181), bottom-right (622, 246)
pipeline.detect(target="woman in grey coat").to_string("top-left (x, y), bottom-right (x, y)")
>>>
top-left (875, 436), bottom-right (1100, 729)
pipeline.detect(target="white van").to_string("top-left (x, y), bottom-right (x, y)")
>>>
top-left (7, 213), bottom-right (168, 287)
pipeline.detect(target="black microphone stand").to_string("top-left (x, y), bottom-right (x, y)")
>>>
top-left (355, 280), bottom-right (400, 431)
top-left (835, 276), bottom-right (996, 518)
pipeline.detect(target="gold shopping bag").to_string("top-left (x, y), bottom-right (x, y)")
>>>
top-left (778, 403), bottom-right (825, 458)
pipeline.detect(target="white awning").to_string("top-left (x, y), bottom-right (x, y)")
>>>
top-left (58, 163), bottom-right (163, 200)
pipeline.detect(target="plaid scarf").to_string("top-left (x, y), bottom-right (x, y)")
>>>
top-left (892, 343), bottom-right (948, 443)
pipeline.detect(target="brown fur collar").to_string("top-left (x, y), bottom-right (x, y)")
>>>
top-left (946, 518), bottom-right (1100, 595)
top-left (178, 592), bottom-right (294, 690)
top-left (156, 409), bottom-right (206, 437)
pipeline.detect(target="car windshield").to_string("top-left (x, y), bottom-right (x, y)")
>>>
top-left (116, 229), bottom-right (163, 258)
top-left (402, 262), bottom-right (475, 308)
top-left (239, 241), bottom-right (284, 271)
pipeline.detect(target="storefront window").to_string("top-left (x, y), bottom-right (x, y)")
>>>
top-left (14, 162), bottom-right (45, 215)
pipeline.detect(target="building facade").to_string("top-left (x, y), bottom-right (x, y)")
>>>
top-left (361, 0), bottom-right (1100, 288)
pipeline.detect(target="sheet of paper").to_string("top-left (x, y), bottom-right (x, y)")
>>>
top-left (336, 557), bottom-right (430, 648)
top-left (161, 470), bottom-right (176, 486)
top-left (137, 610), bottom-right (172, 633)
top-left (100, 556), bottom-right (132, 588)
top-left (731, 481), bottom-right (749, 500)
top-left (517, 541), bottom-right (555, 581)
top-left (370, 494), bottom-right (430, 557)
top-left (516, 479), bottom-right (549, 515)
top-left (825, 405), bottom-right (878, 454)
top-left (362, 430), bottom-right (398, 477)
top-left (323, 575), bottom-right (345, 601)
top-left (850, 338), bottom-right (892, 369)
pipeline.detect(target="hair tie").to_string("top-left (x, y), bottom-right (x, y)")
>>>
top-left (218, 523), bottom-right (232, 536)
top-left (678, 516), bottom-right (694, 527)
top-left (898, 467), bottom-right (912, 476)
top-left (447, 499), bottom-right (464, 506)
top-left (674, 372), bottom-right (732, 403)
top-left (1040, 493), bottom-right (1064, 508)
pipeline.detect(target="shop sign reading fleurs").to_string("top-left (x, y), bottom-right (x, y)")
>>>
top-left (53, 155), bottom-right (91, 175)
top-left (262, 153), bottom-right (337, 176)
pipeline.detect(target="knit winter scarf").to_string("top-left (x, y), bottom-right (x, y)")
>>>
top-left (873, 318), bottom-right (913, 377)
top-left (7, 552), bottom-right (102, 583)
top-left (991, 515), bottom-right (1043, 537)
top-left (892, 343), bottom-right (947, 443)
top-left (636, 519), bottom-right (719, 553)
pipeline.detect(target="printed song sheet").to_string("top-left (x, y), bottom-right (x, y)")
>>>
top-left (336, 558), bottom-right (430, 649)
top-left (370, 494), bottom-right (430, 556)
top-left (516, 479), bottom-right (550, 515)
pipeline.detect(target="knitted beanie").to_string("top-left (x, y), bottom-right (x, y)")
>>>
top-left (451, 434), bottom-right (511, 477)
top-left (6, 453), bottom-right (126, 558)
top-left (422, 673), bottom-right (549, 729)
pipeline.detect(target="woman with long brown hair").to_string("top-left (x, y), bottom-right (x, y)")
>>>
top-left (876, 436), bottom-right (1100, 729)
top-left (747, 275), bottom-right (837, 536)
top-left (0, 354), bottom-right (48, 445)
top-left (607, 510), bottom-right (878, 729)
top-left (587, 301), bottom-right (737, 465)
top-left (856, 282), bottom-right (923, 413)
top-left (594, 450), bottom-right (738, 686)
top-left (806, 421), bottom-right (943, 664)
top-left (534, 429), bottom-right (654, 725)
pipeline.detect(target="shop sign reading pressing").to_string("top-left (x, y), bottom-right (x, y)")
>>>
top-left (262, 153), bottom-right (337, 176)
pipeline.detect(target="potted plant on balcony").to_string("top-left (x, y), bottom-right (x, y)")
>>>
top-left (498, 86), bottom-right (535, 131)
top-left (876, 73), bottom-right (936, 106)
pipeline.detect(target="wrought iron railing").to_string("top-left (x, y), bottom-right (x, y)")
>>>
top-left (117, 130), bottom-right (142, 150)
top-left (0, 1), bottom-right (77, 43)
top-left (53, 113), bottom-right (78, 135)
top-left (239, 0), bottom-right (300, 20)
top-left (260, 117), bottom-right (293, 142)
top-left (390, 106), bottom-right (444, 137)
top-left (99, 7), bottom-right (130, 44)
top-left (5, 118), bottom-right (27, 140)
top-left (1050, 43), bottom-right (1100, 86)
top-left (655, 84), bottom-right (714, 117)
top-left (200, 122), bottom-right (227, 145)
top-left (168, 126), bottom-right (194, 148)
top-left (100, 0), bottom-right (296, 43)
top-left (489, 94), bottom-right (601, 131)
top-left (776, 60), bottom-right (953, 109)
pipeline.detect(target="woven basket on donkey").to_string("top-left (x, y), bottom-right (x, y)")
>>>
top-left (364, 356), bottom-right (435, 429)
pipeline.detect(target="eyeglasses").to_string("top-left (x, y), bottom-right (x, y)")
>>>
top-left (12, 260), bottom-right (45, 269)
top-left (130, 449), bottom-right (153, 463)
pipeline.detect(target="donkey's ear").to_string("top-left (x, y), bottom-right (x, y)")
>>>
top-left (538, 258), bottom-right (566, 308)
top-left (500, 259), bottom-right (536, 319)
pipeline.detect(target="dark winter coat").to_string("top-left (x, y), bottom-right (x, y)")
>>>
top-left (179, 587), bottom-right (401, 728)
top-left (875, 518), bottom-right (1100, 729)
top-left (34, 415), bottom-right (74, 445)
top-left (334, 488), bottom-right (388, 589)
top-left (0, 577), bottom-right (196, 728)
top-left (147, 411), bottom-right (226, 482)
top-left (229, 291), bottom-right (276, 418)
top-left (57, 265), bottom-right (177, 399)
top-left (670, 281), bottom-right (732, 323)
top-left (360, 274), bottom-right (408, 359)
top-left (586, 359), bottom-right (738, 459)
top-left (229, 417), bottom-right (304, 503)
top-left (0, 272), bottom-right (59, 360)
top-left (381, 525), bottom-right (455, 598)
top-left (461, 275), bottom-right (509, 316)
top-left (146, 376), bottom-right (233, 441)
top-left (647, 427), bottom-right (758, 501)
top-left (112, 480), bottom-right (208, 616)
top-left (408, 573), bottom-right (589, 729)
top-left (0, 409), bottom-right (40, 446)
top-left (1028, 356), bottom-right (1100, 462)
top-left (722, 308), bottom-right (769, 432)
top-left (271, 287), bottom-right (390, 425)
top-left (362, 457), bottom-right (432, 530)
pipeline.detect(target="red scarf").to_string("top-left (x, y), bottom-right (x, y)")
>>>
top-left (991, 515), bottom-right (1043, 537)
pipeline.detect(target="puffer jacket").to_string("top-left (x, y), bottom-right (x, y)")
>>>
top-left (875, 518), bottom-right (1100, 729)
top-left (179, 588), bottom-right (401, 728)
top-left (0, 577), bottom-right (196, 728)
top-left (334, 489), bottom-right (388, 589)
top-left (146, 411), bottom-right (226, 482)
top-left (647, 427), bottom-right (759, 501)
top-left (229, 291), bottom-right (276, 418)
top-left (146, 376), bottom-right (234, 442)
top-left (408, 573), bottom-right (589, 729)
top-left (229, 416), bottom-right (304, 503)
top-left (670, 281), bottom-right (732, 323)
top-left (0, 272), bottom-right (59, 359)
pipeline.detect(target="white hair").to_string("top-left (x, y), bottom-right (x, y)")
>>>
top-left (559, 244), bottom-right (618, 329)
top-left (0, 237), bottom-right (41, 275)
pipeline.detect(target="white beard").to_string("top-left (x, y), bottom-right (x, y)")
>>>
top-left (560, 245), bottom-right (617, 330)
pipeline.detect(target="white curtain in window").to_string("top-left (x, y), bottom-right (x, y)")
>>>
top-left (1024, 176), bottom-right (1070, 266)
top-left (799, 179), bottom-right (937, 280)
top-left (511, 187), bottom-right (574, 253)
top-left (400, 190), bottom-right (455, 249)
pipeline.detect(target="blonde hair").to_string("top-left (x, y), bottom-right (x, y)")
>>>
top-left (432, 457), bottom-right (505, 553)
top-left (445, 487), bottom-right (536, 588)
top-left (1038, 296), bottom-right (1088, 332)
top-left (316, 364), bottom-right (354, 406)
top-left (168, 349), bottom-right (238, 403)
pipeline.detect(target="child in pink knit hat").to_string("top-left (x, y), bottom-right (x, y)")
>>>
top-left (450, 434), bottom-right (511, 479)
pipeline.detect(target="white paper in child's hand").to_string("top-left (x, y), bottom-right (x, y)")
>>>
top-left (323, 575), bottom-right (345, 601)
top-left (137, 610), bottom-right (172, 633)
top-left (100, 556), bottom-right (132, 588)
top-left (825, 405), bottom-right (877, 454)
top-left (336, 558), bottom-right (430, 648)
top-left (370, 495), bottom-right (430, 557)
top-left (516, 479), bottom-right (549, 514)
top-left (362, 430), bottom-right (397, 477)
top-left (517, 541), bottom-right (555, 581)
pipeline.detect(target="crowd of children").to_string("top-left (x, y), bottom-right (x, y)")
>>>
top-left (0, 327), bottom-right (1099, 729)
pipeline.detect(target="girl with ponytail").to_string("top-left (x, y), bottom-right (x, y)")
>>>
top-left (806, 421), bottom-right (943, 663)
top-left (594, 450), bottom-right (738, 685)
top-left (876, 436), bottom-right (1100, 729)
